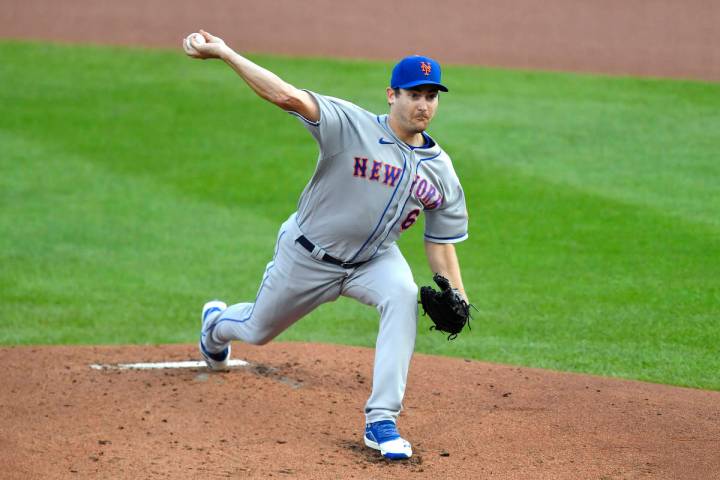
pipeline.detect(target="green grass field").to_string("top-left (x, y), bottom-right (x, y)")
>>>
top-left (1, 41), bottom-right (718, 390)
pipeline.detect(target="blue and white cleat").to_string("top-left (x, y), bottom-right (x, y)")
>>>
top-left (364, 420), bottom-right (413, 460)
top-left (199, 300), bottom-right (230, 371)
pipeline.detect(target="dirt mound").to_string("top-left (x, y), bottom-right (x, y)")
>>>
top-left (1, 343), bottom-right (718, 479)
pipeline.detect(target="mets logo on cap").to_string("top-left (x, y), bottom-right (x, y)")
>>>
top-left (390, 55), bottom-right (449, 92)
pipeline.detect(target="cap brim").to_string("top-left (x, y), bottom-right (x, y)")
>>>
top-left (393, 80), bottom-right (449, 92)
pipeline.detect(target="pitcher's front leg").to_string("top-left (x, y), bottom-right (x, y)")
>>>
top-left (342, 245), bottom-right (419, 423)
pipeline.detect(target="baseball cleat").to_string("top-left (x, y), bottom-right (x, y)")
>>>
top-left (363, 420), bottom-right (412, 460)
top-left (199, 300), bottom-right (230, 371)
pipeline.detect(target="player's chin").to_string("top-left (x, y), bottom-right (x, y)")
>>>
top-left (413, 118), bottom-right (431, 132)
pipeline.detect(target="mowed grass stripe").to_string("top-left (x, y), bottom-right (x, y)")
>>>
top-left (0, 131), bottom-right (280, 344)
top-left (1, 41), bottom-right (718, 389)
top-left (442, 67), bottom-right (720, 229)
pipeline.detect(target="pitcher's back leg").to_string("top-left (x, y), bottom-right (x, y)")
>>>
top-left (206, 222), bottom-right (345, 348)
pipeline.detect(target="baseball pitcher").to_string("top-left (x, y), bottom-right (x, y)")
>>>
top-left (185, 30), bottom-right (470, 460)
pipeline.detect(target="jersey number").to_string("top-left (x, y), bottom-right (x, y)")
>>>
top-left (401, 209), bottom-right (421, 231)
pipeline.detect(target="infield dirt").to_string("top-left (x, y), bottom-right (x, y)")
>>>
top-left (1, 343), bottom-right (719, 479)
top-left (3, 0), bottom-right (720, 80)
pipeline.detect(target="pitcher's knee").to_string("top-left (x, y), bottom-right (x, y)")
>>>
top-left (245, 328), bottom-right (277, 346)
top-left (400, 281), bottom-right (419, 301)
top-left (382, 281), bottom-right (418, 306)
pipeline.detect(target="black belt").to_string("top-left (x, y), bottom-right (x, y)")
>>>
top-left (296, 235), bottom-right (367, 269)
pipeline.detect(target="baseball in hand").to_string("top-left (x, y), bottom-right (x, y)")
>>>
top-left (183, 32), bottom-right (206, 55)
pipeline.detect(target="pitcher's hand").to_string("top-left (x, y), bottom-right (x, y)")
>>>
top-left (186, 30), bottom-right (230, 60)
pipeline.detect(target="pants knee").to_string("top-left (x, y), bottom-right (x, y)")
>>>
top-left (243, 321), bottom-right (287, 346)
top-left (396, 281), bottom-right (418, 303)
top-left (245, 328), bottom-right (276, 346)
top-left (379, 281), bottom-right (418, 311)
top-left (407, 282), bottom-right (419, 299)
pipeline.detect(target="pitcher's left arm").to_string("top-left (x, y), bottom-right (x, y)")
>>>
top-left (424, 241), bottom-right (468, 303)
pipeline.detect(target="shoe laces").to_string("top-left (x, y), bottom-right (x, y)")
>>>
top-left (372, 421), bottom-right (399, 441)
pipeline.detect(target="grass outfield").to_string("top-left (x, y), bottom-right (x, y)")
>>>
top-left (1, 41), bottom-right (718, 390)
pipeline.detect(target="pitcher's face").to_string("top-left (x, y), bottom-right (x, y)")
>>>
top-left (388, 86), bottom-right (439, 134)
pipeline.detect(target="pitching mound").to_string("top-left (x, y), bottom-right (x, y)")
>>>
top-left (0, 343), bottom-right (718, 479)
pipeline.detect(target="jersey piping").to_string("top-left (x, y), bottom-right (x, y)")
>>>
top-left (367, 152), bottom-right (443, 260)
top-left (287, 110), bottom-right (320, 126)
top-left (347, 150), bottom-right (408, 262)
top-left (424, 232), bottom-right (469, 241)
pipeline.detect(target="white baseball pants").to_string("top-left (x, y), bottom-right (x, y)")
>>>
top-left (204, 213), bottom-right (418, 423)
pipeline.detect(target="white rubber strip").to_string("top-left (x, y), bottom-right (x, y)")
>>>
top-left (90, 359), bottom-right (249, 370)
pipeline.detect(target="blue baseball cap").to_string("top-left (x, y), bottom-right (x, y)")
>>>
top-left (391, 55), bottom-right (448, 92)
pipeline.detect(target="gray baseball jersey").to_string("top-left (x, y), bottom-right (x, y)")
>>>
top-left (203, 91), bottom-right (468, 425)
top-left (291, 91), bottom-right (468, 262)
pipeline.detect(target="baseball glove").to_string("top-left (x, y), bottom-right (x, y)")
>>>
top-left (419, 273), bottom-right (472, 340)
